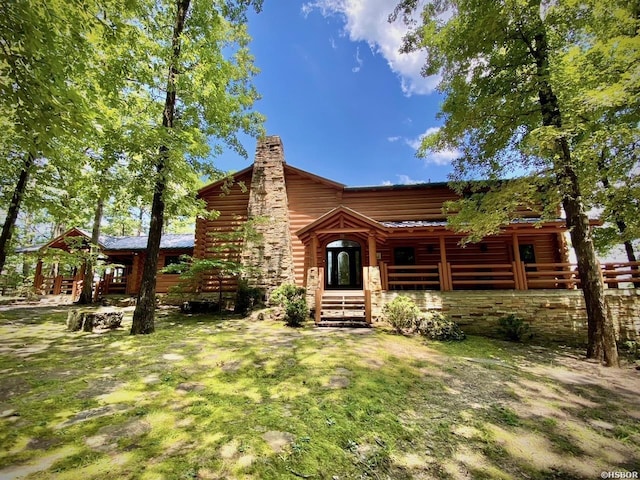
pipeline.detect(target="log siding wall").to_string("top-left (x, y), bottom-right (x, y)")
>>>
top-left (195, 172), bottom-right (251, 292)
top-left (197, 165), bottom-right (563, 291)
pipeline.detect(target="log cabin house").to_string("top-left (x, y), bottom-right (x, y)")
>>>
top-left (30, 227), bottom-right (193, 300)
top-left (25, 135), bottom-right (639, 330)
top-left (195, 136), bottom-right (640, 326)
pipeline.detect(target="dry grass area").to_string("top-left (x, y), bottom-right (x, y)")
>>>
top-left (0, 302), bottom-right (638, 479)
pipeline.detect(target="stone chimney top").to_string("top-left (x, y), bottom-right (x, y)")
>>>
top-left (255, 135), bottom-right (285, 165)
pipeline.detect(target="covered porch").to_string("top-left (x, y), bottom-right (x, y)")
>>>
top-left (296, 207), bottom-right (640, 324)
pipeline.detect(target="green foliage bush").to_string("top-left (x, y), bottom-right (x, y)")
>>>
top-left (284, 297), bottom-right (309, 327)
top-left (235, 278), bottom-right (264, 315)
top-left (414, 311), bottom-right (466, 341)
top-left (622, 340), bottom-right (639, 359)
top-left (270, 283), bottom-right (308, 327)
top-left (498, 314), bottom-right (532, 342)
top-left (270, 283), bottom-right (305, 306)
top-left (382, 295), bottom-right (421, 333)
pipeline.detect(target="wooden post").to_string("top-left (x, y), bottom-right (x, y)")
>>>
top-left (93, 280), bottom-right (100, 301)
top-left (365, 289), bottom-right (372, 324)
top-left (315, 266), bottom-right (324, 324)
top-left (311, 234), bottom-right (319, 268)
top-left (128, 254), bottom-right (139, 295)
top-left (379, 261), bottom-right (387, 290)
top-left (439, 235), bottom-right (451, 291)
top-left (363, 265), bottom-right (369, 291)
top-left (368, 233), bottom-right (377, 267)
top-left (512, 233), bottom-right (527, 290)
top-left (53, 275), bottom-right (62, 295)
top-left (34, 260), bottom-right (43, 293)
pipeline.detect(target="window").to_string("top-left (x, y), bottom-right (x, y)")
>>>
top-left (519, 244), bottom-right (536, 272)
top-left (394, 247), bottom-right (415, 266)
top-left (519, 244), bottom-right (536, 263)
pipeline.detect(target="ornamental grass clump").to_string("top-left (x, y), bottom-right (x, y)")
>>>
top-left (382, 295), bottom-right (421, 334)
top-left (270, 283), bottom-right (309, 327)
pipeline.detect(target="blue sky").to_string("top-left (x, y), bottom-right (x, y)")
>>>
top-left (215, 1), bottom-right (458, 187)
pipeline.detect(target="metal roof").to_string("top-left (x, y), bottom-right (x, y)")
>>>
top-left (101, 234), bottom-right (194, 251)
top-left (382, 217), bottom-right (564, 229)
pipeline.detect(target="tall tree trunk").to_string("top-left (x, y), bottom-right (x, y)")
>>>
top-left (0, 153), bottom-right (34, 274)
top-left (131, 0), bottom-right (191, 335)
top-left (77, 197), bottom-right (104, 304)
top-left (532, 27), bottom-right (618, 366)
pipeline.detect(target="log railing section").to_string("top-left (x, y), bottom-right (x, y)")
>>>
top-left (386, 264), bottom-right (440, 290)
top-left (101, 273), bottom-right (128, 294)
top-left (37, 275), bottom-right (76, 295)
top-left (524, 263), bottom-right (579, 288)
top-left (450, 263), bottom-right (517, 289)
top-left (380, 261), bottom-right (640, 291)
top-left (600, 261), bottom-right (640, 288)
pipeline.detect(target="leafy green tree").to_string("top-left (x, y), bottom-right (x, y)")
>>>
top-left (129, 0), bottom-right (264, 335)
top-left (0, 0), bottom-right (117, 273)
top-left (391, 0), bottom-right (637, 366)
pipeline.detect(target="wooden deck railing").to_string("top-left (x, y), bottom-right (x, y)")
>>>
top-left (37, 275), bottom-right (76, 295)
top-left (101, 274), bottom-right (128, 295)
top-left (601, 261), bottom-right (640, 288)
top-left (380, 261), bottom-right (640, 291)
top-left (449, 263), bottom-right (517, 289)
top-left (524, 263), bottom-right (578, 288)
top-left (386, 264), bottom-right (440, 290)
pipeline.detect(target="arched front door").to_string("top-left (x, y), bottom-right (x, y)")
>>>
top-left (325, 240), bottom-right (362, 289)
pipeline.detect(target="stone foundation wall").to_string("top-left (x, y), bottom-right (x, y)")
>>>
top-left (379, 289), bottom-right (640, 346)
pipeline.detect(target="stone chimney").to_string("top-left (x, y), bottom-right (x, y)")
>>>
top-left (241, 136), bottom-right (296, 296)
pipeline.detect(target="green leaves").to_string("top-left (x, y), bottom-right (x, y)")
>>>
top-left (394, 0), bottom-right (639, 252)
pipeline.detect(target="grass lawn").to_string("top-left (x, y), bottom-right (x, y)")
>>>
top-left (0, 303), bottom-right (639, 480)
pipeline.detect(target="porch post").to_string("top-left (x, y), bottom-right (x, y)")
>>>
top-left (311, 234), bottom-right (319, 268)
top-left (439, 235), bottom-right (451, 291)
top-left (368, 232), bottom-right (377, 267)
top-left (34, 259), bottom-right (43, 293)
top-left (512, 233), bottom-right (527, 290)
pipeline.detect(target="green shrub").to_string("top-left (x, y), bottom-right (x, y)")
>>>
top-left (414, 311), bottom-right (466, 341)
top-left (270, 283), bottom-right (308, 327)
top-left (498, 314), bottom-right (532, 342)
top-left (622, 340), bottom-right (639, 359)
top-left (382, 295), bottom-right (421, 333)
top-left (234, 278), bottom-right (264, 315)
top-left (270, 283), bottom-right (305, 306)
top-left (284, 297), bottom-right (309, 327)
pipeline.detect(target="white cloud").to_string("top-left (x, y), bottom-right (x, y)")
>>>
top-left (396, 174), bottom-right (424, 184)
top-left (301, 0), bottom-right (439, 96)
top-left (381, 174), bottom-right (428, 186)
top-left (426, 148), bottom-right (460, 166)
top-left (352, 46), bottom-right (363, 72)
top-left (387, 135), bottom-right (401, 142)
top-left (399, 127), bottom-right (460, 166)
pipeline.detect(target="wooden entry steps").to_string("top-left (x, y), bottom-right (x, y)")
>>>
top-left (316, 291), bottom-right (370, 328)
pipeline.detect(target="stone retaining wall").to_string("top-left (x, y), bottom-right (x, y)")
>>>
top-left (380, 289), bottom-right (640, 346)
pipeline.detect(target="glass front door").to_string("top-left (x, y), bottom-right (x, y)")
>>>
top-left (326, 240), bottom-right (362, 289)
